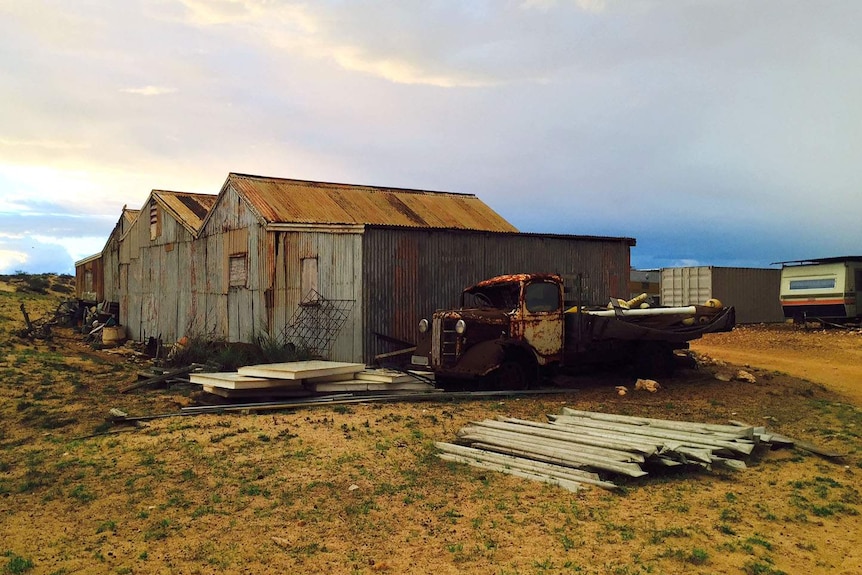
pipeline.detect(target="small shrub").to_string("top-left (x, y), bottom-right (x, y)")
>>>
top-left (96, 520), bottom-right (116, 534)
top-left (4, 552), bottom-right (34, 573)
top-left (144, 519), bottom-right (171, 541)
top-left (69, 484), bottom-right (95, 503)
top-left (51, 283), bottom-right (73, 295)
top-left (19, 275), bottom-right (50, 294)
top-left (687, 548), bottom-right (708, 565)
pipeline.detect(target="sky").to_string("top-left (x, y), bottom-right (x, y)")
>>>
top-left (1, 0), bottom-right (860, 275)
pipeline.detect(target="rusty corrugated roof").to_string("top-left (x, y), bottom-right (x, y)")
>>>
top-left (225, 173), bottom-right (518, 232)
top-left (123, 208), bottom-right (140, 224)
top-left (153, 190), bottom-right (218, 234)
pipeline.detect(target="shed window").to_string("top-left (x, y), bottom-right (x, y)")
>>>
top-left (229, 254), bottom-right (248, 287)
top-left (301, 257), bottom-right (319, 303)
top-left (789, 278), bottom-right (836, 290)
top-left (525, 281), bottom-right (560, 313)
top-left (84, 270), bottom-right (93, 292)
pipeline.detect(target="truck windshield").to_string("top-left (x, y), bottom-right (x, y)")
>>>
top-left (464, 283), bottom-right (520, 310)
top-left (525, 281), bottom-right (560, 313)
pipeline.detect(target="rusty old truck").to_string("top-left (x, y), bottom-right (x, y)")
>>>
top-left (410, 273), bottom-right (735, 388)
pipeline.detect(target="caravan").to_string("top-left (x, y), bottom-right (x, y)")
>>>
top-left (778, 257), bottom-right (862, 322)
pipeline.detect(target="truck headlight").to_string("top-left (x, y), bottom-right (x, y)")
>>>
top-left (418, 318), bottom-right (429, 333)
top-left (455, 319), bottom-right (467, 334)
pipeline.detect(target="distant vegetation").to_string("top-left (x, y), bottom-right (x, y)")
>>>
top-left (0, 272), bottom-right (74, 296)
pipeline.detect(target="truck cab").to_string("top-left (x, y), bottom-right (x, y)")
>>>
top-left (411, 273), bottom-right (565, 388)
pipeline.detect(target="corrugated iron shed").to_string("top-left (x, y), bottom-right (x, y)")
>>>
top-left (151, 190), bottom-right (218, 236)
top-left (215, 173), bottom-right (518, 232)
top-left (74, 252), bottom-right (103, 301)
top-left (74, 253), bottom-right (102, 268)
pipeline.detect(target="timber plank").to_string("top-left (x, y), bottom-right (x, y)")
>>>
top-left (238, 361), bottom-right (365, 380)
top-left (307, 380), bottom-right (436, 393)
top-left (202, 385), bottom-right (312, 399)
top-left (190, 372), bottom-right (303, 390)
top-left (355, 369), bottom-right (418, 384)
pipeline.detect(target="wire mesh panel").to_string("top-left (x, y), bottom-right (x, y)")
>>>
top-left (280, 290), bottom-right (355, 359)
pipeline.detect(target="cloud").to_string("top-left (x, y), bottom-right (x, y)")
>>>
top-left (0, 138), bottom-right (90, 150)
top-left (119, 86), bottom-right (178, 96)
top-left (177, 0), bottom-right (273, 26)
top-left (172, 1), bottom-right (604, 87)
top-left (0, 236), bottom-right (80, 275)
top-left (328, 47), bottom-right (494, 88)
top-left (0, 210), bottom-right (114, 239)
top-left (0, 0), bottom-right (859, 273)
top-left (521, 0), bottom-right (609, 14)
top-left (0, 249), bottom-right (28, 273)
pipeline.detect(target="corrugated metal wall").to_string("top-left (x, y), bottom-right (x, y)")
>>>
top-left (661, 267), bottom-right (783, 324)
top-left (103, 212), bottom-right (137, 312)
top-left (361, 228), bottom-right (632, 363)
top-left (271, 230), bottom-right (364, 362)
top-left (103, 241), bottom-right (119, 304)
top-left (122, 199), bottom-right (199, 341)
top-left (197, 187), bottom-right (273, 343)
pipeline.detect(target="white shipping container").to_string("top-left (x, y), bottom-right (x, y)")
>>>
top-left (660, 267), bottom-right (784, 324)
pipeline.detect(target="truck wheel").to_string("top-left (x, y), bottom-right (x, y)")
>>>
top-left (634, 342), bottom-right (674, 378)
top-left (496, 360), bottom-right (531, 390)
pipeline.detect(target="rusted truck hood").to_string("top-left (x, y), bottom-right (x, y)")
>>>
top-left (436, 308), bottom-right (511, 323)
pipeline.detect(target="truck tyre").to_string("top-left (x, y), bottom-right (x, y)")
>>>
top-left (634, 342), bottom-right (675, 378)
top-left (495, 353), bottom-right (539, 390)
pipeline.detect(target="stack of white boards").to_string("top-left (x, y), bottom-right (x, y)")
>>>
top-left (189, 361), bottom-right (436, 399)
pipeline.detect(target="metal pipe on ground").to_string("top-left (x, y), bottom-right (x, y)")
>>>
top-left (496, 416), bottom-right (659, 456)
top-left (437, 453), bottom-right (586, 493)
top-left (561, 408), bottom-right (755, 438)
top-left (461, 422), bottom-right (646, 463)
top-left (435, 443), bottom-right (619, 490)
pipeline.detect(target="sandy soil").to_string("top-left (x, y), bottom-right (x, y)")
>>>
top-left (1, 289), bottom-right (860, 575)
top-left (692, 324), bottom-right (862, 404)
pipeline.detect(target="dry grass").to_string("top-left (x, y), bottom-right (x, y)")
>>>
top-left (0, 285), bottom-right (860, 574)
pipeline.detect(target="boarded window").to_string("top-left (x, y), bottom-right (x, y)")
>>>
top-left (229, 254), bottom-right (248, 287)
top-left (301, 257), bottom-right (319, 303)
top-left (149, 202), bottom-right (161, 240)
top-left (84, 270), bottom-right (93, 292)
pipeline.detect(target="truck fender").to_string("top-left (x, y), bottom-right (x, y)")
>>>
top-left (456, 340), bottom-right (506, 377)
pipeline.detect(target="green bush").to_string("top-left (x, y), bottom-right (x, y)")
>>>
top-left (164, 331), bottom-right (315, 370)
top-left (3, 551), bottom-right (34, 574)
top-left (20, 275), bottom-right (50, 294)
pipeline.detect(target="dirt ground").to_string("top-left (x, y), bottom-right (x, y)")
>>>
top-left (1, 286), bottom-right (860, 575)
top-left (691, 324), bottom-right (862, 405)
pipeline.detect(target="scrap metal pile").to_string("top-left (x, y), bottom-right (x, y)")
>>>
top-left (436, 408), bottom-right (787, 492)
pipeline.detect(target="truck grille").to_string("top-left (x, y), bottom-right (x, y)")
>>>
top-left (432, 317), bottom-right (460, 367)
